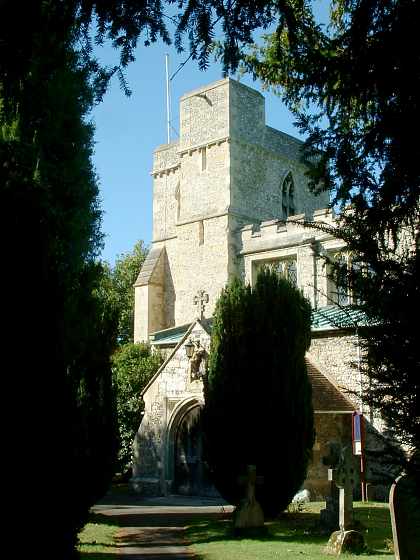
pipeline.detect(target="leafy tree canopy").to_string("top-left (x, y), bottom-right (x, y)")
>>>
top-left (100, 240), bottom-right (147, 345)
top-left (112, 342), bottom-right (163, 475)
top-left (243, 0), bottom-right (419, 481)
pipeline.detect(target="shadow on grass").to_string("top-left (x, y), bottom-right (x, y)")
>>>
top-left (186, 512), bottom-right (327, 546)
top-left (81, 553), bottom-right (185, 559)
top-left (87, 511), bottom-right (121, 527)
top-left (187, 506), bottom-right (393, 554)
top-left (80, 542), bottom-right (116, 549)
top-left (92, 510), bottom-right (230, 529)
top-left (79, 554), bottom-right (117, 559)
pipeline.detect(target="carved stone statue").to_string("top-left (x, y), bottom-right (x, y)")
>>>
top-left (189, 341), bottom-right (207, 380)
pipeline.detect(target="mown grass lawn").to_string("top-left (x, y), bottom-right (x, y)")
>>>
top-left (186, 502), bottom-right (393, 560)
top-left (78, 512), bottom-right (119, 559)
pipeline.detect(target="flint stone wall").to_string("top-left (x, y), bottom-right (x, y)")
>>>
top-left (132, 322), bottom-right (209, 496)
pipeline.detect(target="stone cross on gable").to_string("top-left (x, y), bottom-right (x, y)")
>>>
top-left (193, 290), bottom-right (209, 319)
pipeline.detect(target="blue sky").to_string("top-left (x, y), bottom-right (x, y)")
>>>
top-left (92, 2), bottom-right (329, 265)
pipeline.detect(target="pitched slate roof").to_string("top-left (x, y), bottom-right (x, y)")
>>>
top-left (306, 359), bottom-right (355, 412)
top-left (134, 246), bottom-right (164, 287)
top-left (149, 323), bottom-right (191, 346)
top-left (150, 318), bottom-right (212, 346)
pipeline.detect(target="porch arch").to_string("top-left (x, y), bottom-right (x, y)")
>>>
top-left (165, 396), bottom-right (204, 493)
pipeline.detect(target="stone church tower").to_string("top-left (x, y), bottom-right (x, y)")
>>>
top-left (131, 79), bottom-right (395, 501)
top-left (134, 78), bottom-right (328, 341)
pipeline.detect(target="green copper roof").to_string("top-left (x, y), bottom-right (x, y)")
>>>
top-left (149, 323), bottom-right (191, 345)
top-left (149, 306), bottom-right (369, 346)
top-left (311, 305), bottom-right (369, 331)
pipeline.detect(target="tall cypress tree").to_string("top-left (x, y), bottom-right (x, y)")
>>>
top-left (0, 15), bottom-right (118, 557)
top-left (203, 269), bottom-right (314, 516)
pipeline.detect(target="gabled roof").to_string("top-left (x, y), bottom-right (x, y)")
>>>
top-left (141, 318), bottom-right (212, 396)
top-left (150, 318), bottom-right (213, 346)
top-left (134, 246), bottom-right (164, 287)
top-left (306, 359), bottom-right (355, 412)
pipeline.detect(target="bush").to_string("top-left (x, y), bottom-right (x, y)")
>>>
top-left (112, 342), bottom-right (163, 474)
top-left (203, 269), bottom-right (314, 516)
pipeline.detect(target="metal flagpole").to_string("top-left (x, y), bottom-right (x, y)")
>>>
top-left (165, 53), bottom-right (171, 144)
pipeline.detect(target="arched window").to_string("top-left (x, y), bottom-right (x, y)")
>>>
top-left (327, 251), bottom-right (350, 306)
top-left (282, 172), bottom-right (295, 218)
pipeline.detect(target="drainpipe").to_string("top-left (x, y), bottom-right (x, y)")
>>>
top-left (356, 326), bottom-right (363, 414)
top-left (356, 326), bottom-right (368, 501)
top-left (310, 239), bottom-right (318, 310)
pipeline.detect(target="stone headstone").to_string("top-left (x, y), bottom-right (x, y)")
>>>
top-left (325, 530), bottom-right (365, 555)
top-left (320, 442), bottom-right (341, 531)
top-left (320, 487), bottom-right (340, 531)
top-left (389, 474), bottom-right (420, 560)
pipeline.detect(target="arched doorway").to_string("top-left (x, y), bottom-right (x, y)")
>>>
top-left (174, 404), bottom-right (203, 495)
top-left (167, 399), bottom-right (217, 496)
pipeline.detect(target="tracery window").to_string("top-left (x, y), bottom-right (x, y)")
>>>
top-left (254, 257), bottom-right (298, 287)
top-left (327, 251), bottom-right (363, 305)
top-left (282, 172), bottom-right (295, 218)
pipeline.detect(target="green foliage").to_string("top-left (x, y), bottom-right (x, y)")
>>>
top-left (1, 6), bottom-right (119, 557)
top-left (112, 343), bottom-right (163, 474)
top-left (0, 1), bottom-right (298, 557)
top-left (203, 269), bottom-right (314, 516)
top-left (101, 241), bottom-right (147, 345)
top-left (243, 0), bottom-right (420, 482)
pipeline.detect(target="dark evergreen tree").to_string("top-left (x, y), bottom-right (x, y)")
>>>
top-left (203, 269), bottom-right (314, 516)
top-left (243, 0), bottom-right (420, 483)
top-left (1, 12), bottom-right (118, 557)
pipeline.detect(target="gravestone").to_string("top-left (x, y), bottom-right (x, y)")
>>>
top-left (325, 446), bottom-right (365, 555)
top-left (234, 465), bottom-right (265, 533)
top-left (320, 443), bottom-right (341, 531)
top-left (389, 474), bottom-right (420, 560)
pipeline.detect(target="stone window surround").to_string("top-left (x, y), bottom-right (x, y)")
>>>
top-left (326, 250), bottom-right (361, 307)
top-left (249, 248), bottom-right (299, 287)
top-left (282, 171), bottom-right (295, 218)
top-left (253, 255), bottom-right (298, 287)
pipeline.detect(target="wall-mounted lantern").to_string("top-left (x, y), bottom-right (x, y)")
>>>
top-left (184, 339), bottom-right (195, 359)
